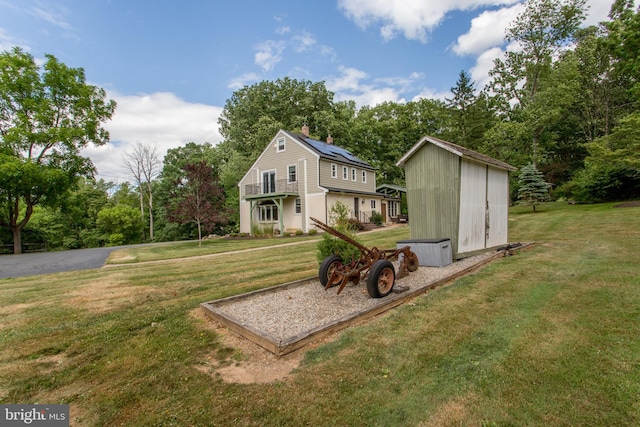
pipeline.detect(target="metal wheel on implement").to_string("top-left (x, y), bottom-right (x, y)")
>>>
top-left (366, 260), bottom-right (396, 298)
top-left (319, 255), bottom-right (342, 287)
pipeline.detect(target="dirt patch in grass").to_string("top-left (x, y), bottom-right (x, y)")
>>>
top-left (418, 395), bottom-right (474, 427)
top-left (191, 308), bottom-right (309, 384)
top-left (66, 277), bottom-right (176, 313)
top-left (613, 200), bottom-right (640, 208)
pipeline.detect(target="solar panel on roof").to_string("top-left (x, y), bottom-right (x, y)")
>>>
top-left (304, 137), bottom-right (370, 167)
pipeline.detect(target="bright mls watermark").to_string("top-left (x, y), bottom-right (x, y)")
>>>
top-left (1, 404), bottom-right (69, 426)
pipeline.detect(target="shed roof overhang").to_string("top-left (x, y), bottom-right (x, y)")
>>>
top-left (396, 135), bottom-right (516, 171)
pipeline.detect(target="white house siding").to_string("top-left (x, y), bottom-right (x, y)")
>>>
top-left (239, 200), bottom-right (251, 234)
top-left (486, 166), bottom-right (510, 248)
top-left (458, 159), bottom-right (488, 254)
top-left (307, 192), bottom-right (328, 229)
top-left (239, 132), bottom-right (320, 197)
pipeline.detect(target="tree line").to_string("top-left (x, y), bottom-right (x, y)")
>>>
top-left (1, 0), bottom-right (638, 253)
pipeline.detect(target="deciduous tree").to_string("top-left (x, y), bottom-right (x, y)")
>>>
top-left (166, 161), bottom-right (228, 245)
top-left (0, 47), bottom-right (115, 253)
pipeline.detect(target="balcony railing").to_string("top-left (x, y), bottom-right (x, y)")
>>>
top-left (245, 179), bottom-right (298, 196)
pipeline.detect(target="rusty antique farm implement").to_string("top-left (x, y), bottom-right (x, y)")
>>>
top-left (311, 217), bottom-right (419, 298)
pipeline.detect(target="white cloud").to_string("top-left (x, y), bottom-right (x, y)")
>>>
top-left (326, 66), bottom-right (432, 108)
top-left (291, 31), bottom-right (316, 53)
top-left (227, 72), bottom-right (261, 90)
top-left (338, 0), bottom-right (519, 42)
top-left (82, 91), bottom-right (223, 182)
top-left (452, 4), bottom-right (524, 56)
top-left (469, 46), bottom-right (506, 90)
top-left (0, 27), bottom-right (22, 52)
top-left (27, 3), bottom-right (72, 31)
top-left (584, 0), bottom-right (616, 26)
top-left (254, 40), bottom-right (286, 72)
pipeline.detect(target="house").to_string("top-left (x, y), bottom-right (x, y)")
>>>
top-left (396, 135), bottom-right (516, 259)
top-left (238, 126), bottom-right (383, 235)
top-left (376, 184), bottom-right (406, 223)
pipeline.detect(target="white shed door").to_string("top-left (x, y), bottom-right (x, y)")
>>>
top-left (458, 160), bottom-right (487, 253)
top-left (486, 166), bottom-right (509, 248)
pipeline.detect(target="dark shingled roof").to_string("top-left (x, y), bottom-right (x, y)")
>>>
top-left (283, 131), bottom-right (374, 170)
top-left (397, 135), bottom-right (516, 171)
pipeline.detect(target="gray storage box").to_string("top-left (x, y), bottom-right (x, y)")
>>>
top-left (397, 239), bottom-right (452, 267)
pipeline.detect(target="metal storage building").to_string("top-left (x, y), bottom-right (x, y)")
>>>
top-left (396, 135), bottom-right (516, 259)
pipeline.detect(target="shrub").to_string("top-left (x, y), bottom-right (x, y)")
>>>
top-left (108, 233), bottom-right (125, 246)
top-left (295, 229), bottom-right (304, 236)
top-left (329, 200), bottom-right (350, 228)
top-left (347, 217), bottom-right (364, 231)
top-left (316, 231), bottom-right (362, 264)
top-left (308, 229), bottom-right (317, 235)
top-left (251, 223), bottom-right (275, 238)
top-left (370, 210), bottom-right (383, 226)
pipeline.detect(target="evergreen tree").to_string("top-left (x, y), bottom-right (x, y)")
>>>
top-left (518, 163), bottom-right (551, 211)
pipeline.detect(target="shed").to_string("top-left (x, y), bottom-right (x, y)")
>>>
top-left (396, 135), bottom-right (516, 259)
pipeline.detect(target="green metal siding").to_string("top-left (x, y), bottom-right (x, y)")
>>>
top-left (405, 143), bottom-right (461, 255)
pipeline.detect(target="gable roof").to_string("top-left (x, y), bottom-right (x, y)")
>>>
top-left (282, 130), bottom-right (374, 170)
top-left (396, 135), bottom-right (516, 171)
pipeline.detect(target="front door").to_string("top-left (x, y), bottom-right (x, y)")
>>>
top-left (381, 202), bottom-right (387, 222)
top-left (354, 198), bottom-right (359, 221)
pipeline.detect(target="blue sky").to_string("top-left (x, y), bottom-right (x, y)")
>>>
top-left (0, 0), bottom-right (616, 182)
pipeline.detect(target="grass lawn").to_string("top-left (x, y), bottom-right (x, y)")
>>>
top-left (1, 202), bottom-right (638, 426)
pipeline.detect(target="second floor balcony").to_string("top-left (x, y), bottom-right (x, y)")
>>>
top-left (245, 179), bottom-right (298, 197)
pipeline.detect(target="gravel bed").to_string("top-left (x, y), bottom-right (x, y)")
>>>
top-left (214, 251), bottom-right (497, 343)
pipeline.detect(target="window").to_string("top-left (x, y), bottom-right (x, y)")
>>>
top-left (351, 168), bottom-right (356, 182)
top-left (262, 170), bottom-right (276, 194)
top-left (342, 166), bottom-right (348, 180)
top-left (371, 200), bottom-right (376, 209)
top-left (288, 165), bottom-right (297, 183)
top-left (259, 204), bottom-right (279, 222)
top-left (331, 163), bottom-right (337, 179)
top-left (277, 137), bottom-right (285, 152)
top-left (389, 201), bottom-right (398, 217)
top-left (362, 170), bottom-right (367, 183)
top-left (295, 198), bottom-right (301, 214)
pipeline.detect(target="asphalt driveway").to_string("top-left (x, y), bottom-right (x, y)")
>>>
top-left (0, 246), bottom-right (126, 279)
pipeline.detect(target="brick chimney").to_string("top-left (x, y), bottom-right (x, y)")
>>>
top-left (301, 124), bottom-right (309, 137)
top-left (326, 134), bottom-right (333, 144)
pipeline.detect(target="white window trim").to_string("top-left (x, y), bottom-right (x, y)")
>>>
top-left (342, 166), bottom-right (348, 180)
top-left (287, 164), bottom-right (297, 183)
top-left (362, 170), bottom-right (367, 183)
top-left (295, 198), bottom-right (301, 214)
top-left (262, 169), bottom-right (276, 194)
top-left (258, 204), bottom-right (279, 222)
top-left (277, 137), bottom-right (285, 152)
top-left (351, 168), bottom-right (357, 182)
top-left (331, 163), bottom-right (337, 179)
top-left (371, 200), bottom-right (376, 209)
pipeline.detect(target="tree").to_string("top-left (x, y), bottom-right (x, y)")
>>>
top-left (446, 71), bottom-right (495, 150)
top-left (123, 142), bottom-right (160, 241)
top-left (166, 161), bottom-right (228, 245)
top-left (517, 163), bottom-right (551, 211)
top-left (96, 204), bottom-right (143, 246)
top-left (487, 0), bottom-right (587, 166)
top-left (572, 112), bottom-right (640, 202)
top-left (218, 78), bottom-right (336, 160)
top-left (0, 47), bottom-right (116, 253)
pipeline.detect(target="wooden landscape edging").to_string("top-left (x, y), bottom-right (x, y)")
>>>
top-left (201, 242), bottom-right (535, 356)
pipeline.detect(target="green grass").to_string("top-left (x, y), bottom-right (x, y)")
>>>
top-left (106, 234), bottom-right (321, 264)
top-left (1, 202), bottom-right (639, 426)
